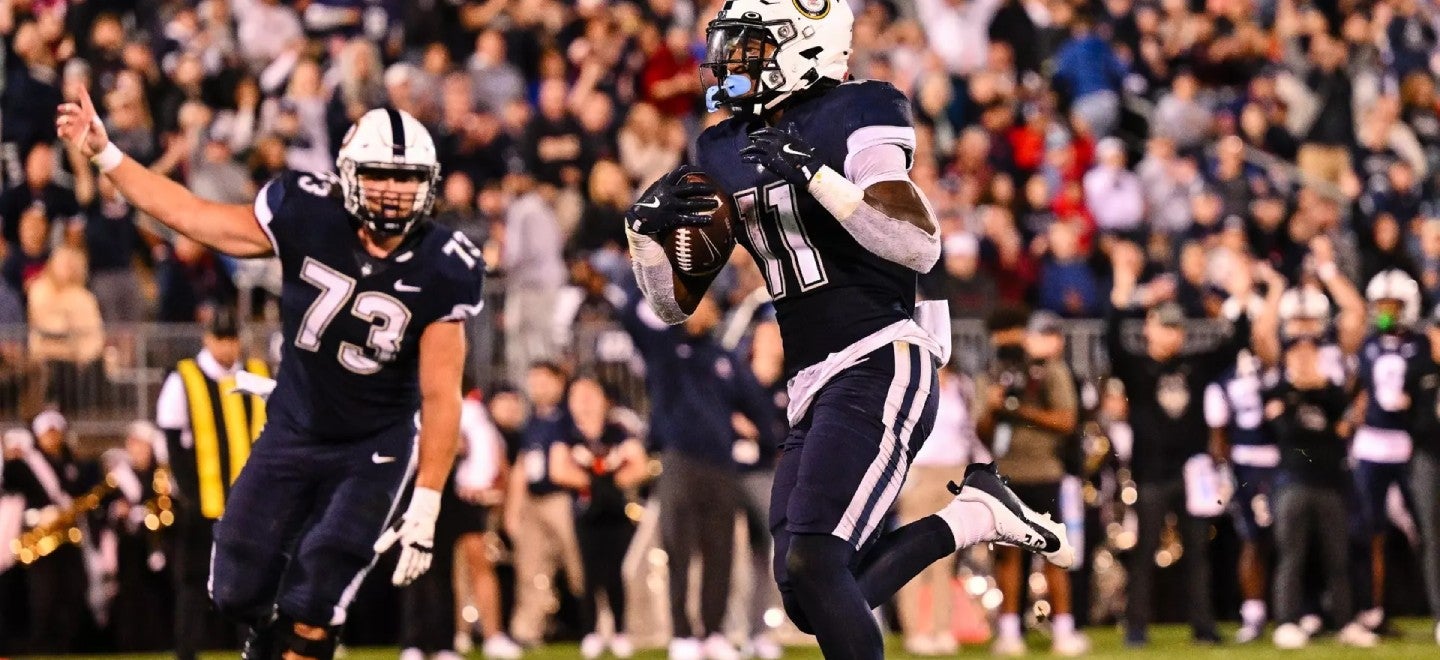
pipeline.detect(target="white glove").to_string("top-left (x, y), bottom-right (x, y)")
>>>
top-left (230, 372), bottom-right (277, 400)
top-left (373, 486), bottom-right (441, 586)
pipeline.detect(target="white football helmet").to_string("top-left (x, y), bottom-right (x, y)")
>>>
top-left (1365, 268), bottom-right (1421, 327)
top-left (336, 107), bottom-right (440, 237)
top-left (1278, 286), bottom-right (1331, 321)
top-left (701, 0), bottom-right (854, 115)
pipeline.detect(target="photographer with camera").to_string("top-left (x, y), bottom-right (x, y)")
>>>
top-left (976, 309), bottom-right (1087, 656)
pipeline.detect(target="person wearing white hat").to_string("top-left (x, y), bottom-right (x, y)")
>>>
top-left (5, 408), bottom-right (101, 653)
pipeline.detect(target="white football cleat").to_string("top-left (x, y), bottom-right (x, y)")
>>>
top-left (1337, 622), bottom-right (1378, 648)
top-left (1235, 623), bottom-right (1263, 644)
top-left (610, 634), bottom-right (634, 659)
top-left (581, 633), bottom-right (606, 659)
top-left (949, 463), bottom-right (1075, 567)
top-left (669, 637), bottom-right (703, 660)
top-left (1051, 632), bottom-right (1091, 657)
top-left (991, 635), bottom-right (1026, 656)
top-left (1298, 614), bottom-right (1323, 636)
top-left (483, 633), bottom-right (524, 659)
top-left (399, 649), bottom-right (424, 660)
top-left (1272, 623), bottom-right (1308, 649)
top-left (929, 633), bottom-right (958, 654)
top-left (749, 634), bottom-right (783, 659)
top-left (703, 633), bottom-right (741, 660)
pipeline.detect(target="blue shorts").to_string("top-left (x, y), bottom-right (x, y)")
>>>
top-left (770, 342), bottom-right (939, 590)
top-left (1228, 464), bottom-right (1277, 541)
top-left (1352, 460), bottom-right (1409, 537)
top-left (209, 420), bottom-right (416, 627)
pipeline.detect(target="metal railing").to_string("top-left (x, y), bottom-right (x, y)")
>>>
top-left (0, 314), bottom-right (1241, 438)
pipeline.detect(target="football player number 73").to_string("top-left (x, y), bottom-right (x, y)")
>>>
top-left (294, 234), bottom-right (480, 374)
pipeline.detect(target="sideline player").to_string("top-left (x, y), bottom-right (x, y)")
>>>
top-left (57, 87), bottom-right (485, 660)
top-left (622, 1), bottom-right (1072, 657)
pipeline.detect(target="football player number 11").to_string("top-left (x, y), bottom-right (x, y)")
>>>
top-left (735, 182), bottom-right (828, 300)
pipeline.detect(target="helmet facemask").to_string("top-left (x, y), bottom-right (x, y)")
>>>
top-left (702, 18), bottom-right (796, 115)
top-left (339, 159), bottom-right (440, 238)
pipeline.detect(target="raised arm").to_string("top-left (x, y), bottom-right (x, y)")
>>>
top-left (1310, 237), bottom-right (1366, 355)
top-left (55, 84), bottom-right (272, 258)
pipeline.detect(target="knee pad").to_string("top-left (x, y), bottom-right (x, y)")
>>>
top-left (784, 533), bottom-right (853, 587)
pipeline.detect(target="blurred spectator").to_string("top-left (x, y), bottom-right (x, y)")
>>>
top-left (0, 142), bottom-right (79, 246)
top-left (27, 246), bottom-right (104, 407)
top-left (640, 28), bottom-right (700, 120)
top-left (1082, 137), bottom-right (1144, 239)
top-left (105, 422), bottom-right (171, 653)
top-left (326, 39), bottom-right (387, 159)
top-left (505, 363), bottom-right (585, 646)
top-left (977, 311), bottom-right (1087, 655)
top-left (259, 59), bottom-right (332, 173)
top-left (154, 236), bottom-right (237, 324)
top-left (1295, 35), bottom-right (1355, 186)
top-left (1037, 222), bottom-right (1102, 317)
top-left (2, 409), bottom-right (99, 653)
top-left (548, 376), bottom-right (646, 659)
top-left (1152, 71), bottom-right (1210, 153)
top-left (571, 161), bottom-right (630, 254)
top-left (501, 176), bottom-right (565, 378)
top-left (235, 0), bottom-right (304, 75)
top-left (2, 206), bottom-right (52, 304)
top-left (78, 175), bottom-right (144, 323)
top-left (524, 79), bottom-right (589, 188)
top-left (468, 29), bottom-right (527, 114)
top-left (2, 20), bottom-right (64, 160)
top-left (617, 103), bottom-right (684, 192)
top-left (897, 362), bottom-right (985, 656)
top-left (1051, 12), bottom-right (1126, 138)
top-left (618, 287), bottom-right (775, 659)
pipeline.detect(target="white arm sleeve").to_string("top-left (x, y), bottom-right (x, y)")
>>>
top-left (808, 144), bottom-right (940, 273)
top-left (626, 229), bottom-right (690, 325)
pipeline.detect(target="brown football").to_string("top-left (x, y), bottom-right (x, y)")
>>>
top-left (662, 171), bottom-right (736, 278)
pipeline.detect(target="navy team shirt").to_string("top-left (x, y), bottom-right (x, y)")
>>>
top-left (697, 80), bottom-right (920, 379)
top-left (1358, 330), bottom-right (1431, 431)
top-left (1205, 358), bottom-right (1272, 448)
top-left (256, 170), bottom-right (486, 441)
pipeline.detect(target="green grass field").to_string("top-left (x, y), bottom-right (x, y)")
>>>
top-left (20, 620), bottom-right (1439, 660)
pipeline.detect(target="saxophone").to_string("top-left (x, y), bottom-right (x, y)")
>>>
top-left (11, 471), bottom-right (119, 565)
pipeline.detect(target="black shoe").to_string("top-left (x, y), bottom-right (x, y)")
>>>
top-left (241, 622), bottom-right (279, 660)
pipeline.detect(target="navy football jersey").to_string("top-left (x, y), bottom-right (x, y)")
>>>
top-left (1358, 330), bottom-right (1431, 430)
top-left (1204, 355), bottom-right (1272, 447)
top-left (255, 170), bottom-right (486, 440)
top-left (697, 81), bottom-right (919, 377)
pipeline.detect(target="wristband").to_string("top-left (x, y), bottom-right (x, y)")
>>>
top-left (1316, 261), bottom-right (1338, 282)
top-left (408, 486), bottom-right (442, 519)
top-left (807, 166), bottom-right (864, 220)
top-left (91, 143), bottom-right (123, 173)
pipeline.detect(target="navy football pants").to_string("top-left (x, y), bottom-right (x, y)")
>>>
top-left (209, 422), bottom-right (415, 627)
top-left (770, 341), bottom-right (939, 597)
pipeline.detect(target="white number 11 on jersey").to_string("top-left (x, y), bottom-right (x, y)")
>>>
top-left (734, 182), bottom-right (828, 300)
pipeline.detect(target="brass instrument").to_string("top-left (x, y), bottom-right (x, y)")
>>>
top-left (11, 472), bottom-right (118, 565)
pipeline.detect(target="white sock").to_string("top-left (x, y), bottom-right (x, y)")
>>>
top-left (998, 613), bottom-right (1022, 640)
top-left (1053, 613), bottom-right (1075, 638)
top-left (1241, 599), bottom-right (1266, 627)
top-left (935, 499), bottom-right (996, 548)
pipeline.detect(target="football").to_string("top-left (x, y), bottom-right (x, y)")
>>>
top-left (662, 171), bottom-right (736, 278)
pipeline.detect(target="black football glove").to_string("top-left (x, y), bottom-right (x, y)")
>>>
top-left (625, 165), bottom-right (720, 235)
top-left (741, 126), bottom-right (823, 187)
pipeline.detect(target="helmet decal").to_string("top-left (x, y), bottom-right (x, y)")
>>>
top-left (793, 0), bottom-right (829, 19)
